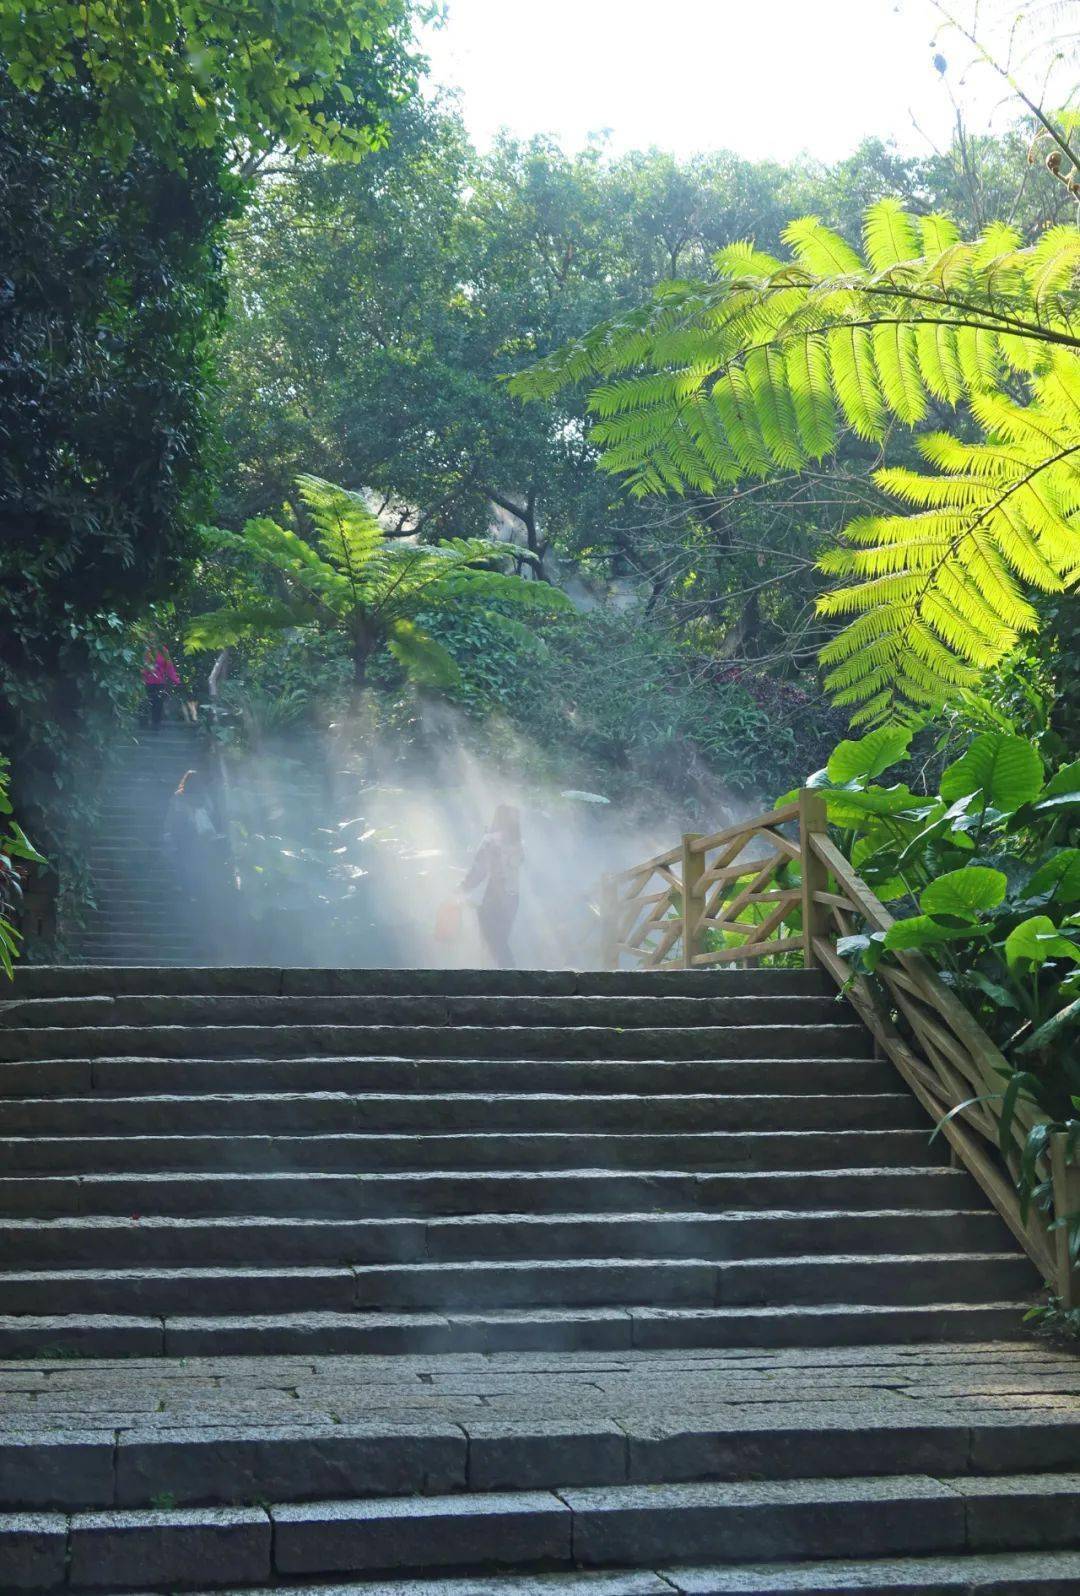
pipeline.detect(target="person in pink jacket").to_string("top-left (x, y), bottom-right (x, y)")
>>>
top-left (142, 643), bottom-right (181, 731)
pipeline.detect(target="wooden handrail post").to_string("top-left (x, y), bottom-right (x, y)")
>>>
top-left (798, 788), bottom-right (829, 969)
top-left (599, 873), bottom-right (619, 971)
top-left (1051, 1132), bottom-right (1080, 1307)
top-left (681, 834), bottom-right (706, 970)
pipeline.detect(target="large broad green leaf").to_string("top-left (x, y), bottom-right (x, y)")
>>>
top-left (920, 867), bottom-right (1008, 918)
top-left (883, 915), bottom-right (984, 951)
top-left (939, 733), bottom-right (1044, 810)
top-left (2, 822), bottom-right (46, 866)
top-left (1040, 760), bottom-right (1080, 799)
top-left (1027, 850), bottom-right (1080, 906)
top-left (826, 727), bottom-right (913, 784)
top-left (822, 785), bottom-right (923, 827)
top-left (964, 969), bottom-right (1023, 1012)
top-left (1033, 760), bottom-right (1080, 813)
top-left (1004, 914), bottom-right (1080, 970)
top-left (835, 931), bottom-right (887, 972)
top-left (851, 831), bottom-right (908, 901)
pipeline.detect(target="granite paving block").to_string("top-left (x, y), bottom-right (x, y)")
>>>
top-left (441, 1310), bottom-right (634, 1354)
top-left (561, 1476), bottom-right (965, 1565)
top-left (129, 1575), bottom-right (674, 1595)
top-left (0, 1429), bottom-right (115, 1508)
top-left (625, 1412), bottom-right (969, 1482)
top-left (0, 1315), bottom-right (164, 1357)
top-left (663, 1548), bottom-right (1080, 1592)
top-left (463, 1420), bottom-right (627, 1489)
top-left (271, 1491), bottom-right (572, 1575)
top-left (68, 1504), bottom-right (271, 1589)
top-left (0, 1512), bottom-right (68, 1590)
top-left (947, 1470), bottom-right (1080, 1551)
top-left (967, 1416), bottom-right (1080, 1471)
top-left (115, 1422), bottom-right (467, 1506)
top-left (163, 1311), bottom-right (454, 1356)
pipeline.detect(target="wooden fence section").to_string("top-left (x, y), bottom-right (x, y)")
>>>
top-left (600, 801), bottom-right (803, 971)
top-left (598, 787), bottom-right (1068, 1294)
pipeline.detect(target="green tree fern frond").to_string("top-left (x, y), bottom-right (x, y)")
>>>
top-left (509, 202), bottom-right (1080, 724)
top-left (295, 474), bottom-right (387, 600)
top-left (817, 382), bottom-right (1080, 722)
top-left (188, 477), bottom-right (572, 695)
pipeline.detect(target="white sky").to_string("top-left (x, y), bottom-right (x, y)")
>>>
top-left (421, 0), bottom-right (1046, 163)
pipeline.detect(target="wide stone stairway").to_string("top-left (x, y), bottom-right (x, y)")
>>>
top-left (0, 965), bottom-right (1078, 1591)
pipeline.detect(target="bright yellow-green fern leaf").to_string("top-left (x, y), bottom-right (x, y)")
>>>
top-left (509, 201), bottom-right (1080, 723)
top-left (818, 412), bottom-right (1080, 723)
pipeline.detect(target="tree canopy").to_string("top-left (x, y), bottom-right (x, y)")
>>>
top-left (0, 0), bottom-right (431, 911)
top-left (0, 0), bottom-right (428, 166)
top-left (510, 200), bottom-right (1080, 725)
top-left (186, 475), bottom-right (571, 690)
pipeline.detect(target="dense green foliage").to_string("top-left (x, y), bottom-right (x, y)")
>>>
top-left (0, 1), bottom-right (428, 926)
top-left (807, 722), bottom-right (1080, 1271)
top-left (810, 728), bottom-right (1080, 1042)
top-left (0, 72), bottom-right (234, 902)
top-left (0, 0), bottom-right (425, 165)
top-left (418, 606), bottom-right (845, 806)
top-left (0, 755), bottom-right (45, 977)
top-left (511, 201), bottom-right (1080, 727)
top-left (3, 0), bottom-right (1078, 995)
top-left (186, 474), bottom-right (571, 689)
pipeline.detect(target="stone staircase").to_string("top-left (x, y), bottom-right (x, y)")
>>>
top-left (67, 722), bottom-right (204, 966)
top-left (0, 963), bottom-right (1077, 1592)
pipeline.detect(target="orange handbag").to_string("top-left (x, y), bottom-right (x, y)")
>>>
top-left (433, 897), bottom-right (463, 943)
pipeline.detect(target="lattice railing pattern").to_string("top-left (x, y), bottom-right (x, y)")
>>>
top-left (600, 802), bottom-right (803, 971)
top-left (598, 788), bottom-right (1071, 1294)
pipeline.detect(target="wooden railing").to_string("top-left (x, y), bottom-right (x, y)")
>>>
top-left (599, 801), bottom-right (804, 971)
top-left (598, 788), bottom-right (1072, 1297)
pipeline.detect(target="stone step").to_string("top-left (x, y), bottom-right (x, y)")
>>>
top-left (0, 1207), bottom-right (1011, 1267)
top-left (78, 866), bottom-right (175, 880)
top-left (90, 791), bottom-right (191, 809)
top-left (129, 1555), bottom-right (1080, 1596)
top-left (62, 951), bottom-right (203, 969)
top-left (0, 1165), bottom-right (976, 1218)
top-left (0, 1299), bottom-right (1034, 1359)
top-left (0, 1022), bottom-right (873, 1061)
top-left (78, 910), bottom-right (190, 929)
top-left (0, 1253), bottom-right (1035, 1318)
top-left (7, 1344), bottom-right (1080, 1507)
top-left (0, 994), bottom-right (845, 1029)
top-left (9, 1471), bottom-right (1079, 1591)
top-left (11, 966), bottom-right (833, 999)
top-left (0, 1128), bottom-right (940, 1174)
top-left (80, 858), bottom-right (172, 871)
top-left (8, 1399), bottom-right (1077, 1513)
top-left (86, 823), bottom-right (172, 838)
top-left (0, 1053), bottom-right (900, 1098)
top-left (659, 1551), bottom-right (1080, 1592)
top-left (0, 1091), bottom-right (926, 1137)
top-left (64, 947), bottom-right (202, 965)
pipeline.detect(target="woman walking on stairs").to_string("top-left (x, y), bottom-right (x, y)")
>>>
top-left (462, 803), bottom-right (524, 968)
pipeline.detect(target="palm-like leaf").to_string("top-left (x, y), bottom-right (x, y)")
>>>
top-left (187, 479), bottom-right (573, 690)
top-left (295, 475), bottom-right (387, 601)
top-left (185, 599), bottom-right (317, 650)
top-left (510, 202), bottom-right (1080, 723)
top-left (386, 619), bottom-right (460, 688)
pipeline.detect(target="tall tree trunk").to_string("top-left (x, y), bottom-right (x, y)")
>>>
top-left (485, 485), bottom-right (550, 579)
